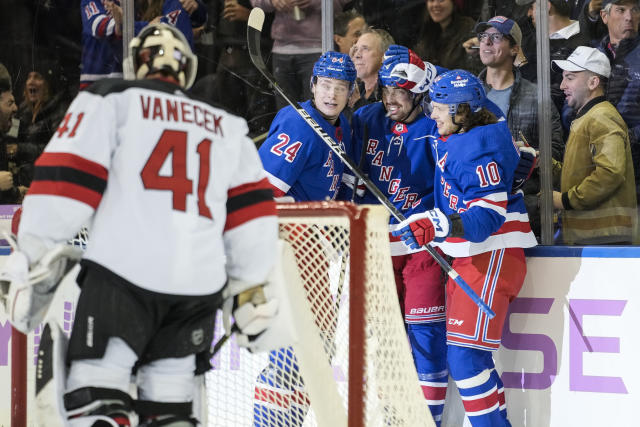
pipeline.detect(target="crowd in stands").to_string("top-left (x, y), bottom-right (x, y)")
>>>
top-left (0, 0), bottom-right (639, 244)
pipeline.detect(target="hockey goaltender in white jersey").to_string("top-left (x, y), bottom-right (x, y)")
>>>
top-left (20, 64), bottom-right (277, 298)
top-left (0, 24), bottom-right (279, 427)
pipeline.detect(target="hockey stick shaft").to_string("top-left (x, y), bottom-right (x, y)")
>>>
top-left (247, 8), bottom-right (495, 319)
top-left (211, 324), bottom-right (240, 357)
top-left (351, 123), bottom-right (368, 202)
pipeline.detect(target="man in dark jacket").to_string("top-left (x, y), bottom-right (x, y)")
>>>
top-left (595, 0), bottom-right (640, 198)
top-left (475, 16), bottom-right (565, 238)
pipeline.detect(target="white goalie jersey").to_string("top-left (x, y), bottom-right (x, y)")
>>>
top-left (17, 78), bottom-right (278, 296)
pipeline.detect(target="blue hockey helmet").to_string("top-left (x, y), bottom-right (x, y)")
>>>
top-left (312, 51), bottom-right (357, 87)
top-left (426, 69), bottom-right (487, 115)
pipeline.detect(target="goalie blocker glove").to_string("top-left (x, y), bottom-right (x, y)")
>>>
top-left (382, 45), bottom-right (437, 93)
top-left (391, 209), bottom-right (451, 249)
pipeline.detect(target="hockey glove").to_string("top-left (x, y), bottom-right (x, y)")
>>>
top-left (222, 279), bottom-right (279, 351)
top-left (391, 209), bottom-right (451, 249)
top-left (0, 241), bottom-right (82, 333)
top-left (382, 45), bottom-right (437, 94)
top-left (512, 141), bottom-right (538, 192)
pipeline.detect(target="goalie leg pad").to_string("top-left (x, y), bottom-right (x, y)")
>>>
top-left (64, 387), bottom-right (135, 427)
top-left (136, 355), bottom-right (196, 402)
top-left (35, 322), bottom-right (69, 427)
top-left (67, 337), bottom-right (138, 393)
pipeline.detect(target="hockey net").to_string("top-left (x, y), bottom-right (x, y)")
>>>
top-left (205, 202), bottom-right (432, 426)
top-left (4, 202), bottom-right (433, 427)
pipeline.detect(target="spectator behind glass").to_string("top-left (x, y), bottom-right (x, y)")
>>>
top-left (0, 79), bottom-right (27, 203)
top-left (579, 0), bottom-right (615, 41)
top-left (518, 0), bottom-right (590, 116)
top-left (552, 46), bottom-right (637, 244)
top-left (474, 16), bottom-right (565, 239)
top-left (11, 69), bottom-right (68, 188)
top-left (594, 0), bottom-right (640, 200)
top-left (334, 9), bottom-right (367, 54)
top-left (342, 0), bottom-right (425, 48)
top-left (80, 0), bottom-right (206, 89)
top-left (250, 0), bottom-right (350, 110)
top-left (413, 0), bottom-right (481, 73)
top-left (191, 0), bottom-right (276, 138)
top-left (349, 28), bottom-right (394, 111)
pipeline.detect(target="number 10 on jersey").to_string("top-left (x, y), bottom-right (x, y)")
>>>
top-left (141, 129), bottom-right (213, 219)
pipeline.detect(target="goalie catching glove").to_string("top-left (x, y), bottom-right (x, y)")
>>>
top-left (391, 209), bottom-right (451, 249)
top-left (0, 239), bottom-right (83, 334)
top-left (382, 45), bottom-right (437, 93)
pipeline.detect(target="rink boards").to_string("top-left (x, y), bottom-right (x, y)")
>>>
top-left (1, 245), bottom-right (639, 426)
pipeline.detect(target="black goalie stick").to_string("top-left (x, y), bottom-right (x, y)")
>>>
top-left (247, 8), bottom-right (495, 319)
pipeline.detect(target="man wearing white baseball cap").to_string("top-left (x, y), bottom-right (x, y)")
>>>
top-left (552, 45), bottom-right (611, 81)
top-left (550, 45), bottom-right (637, 244)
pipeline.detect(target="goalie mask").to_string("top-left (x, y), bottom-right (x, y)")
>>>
top-left (129, 23), bottom-right (198, 89)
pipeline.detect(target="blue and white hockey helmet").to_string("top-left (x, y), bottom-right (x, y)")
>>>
top-left (426, 69), bottom-right (487, 115)
top-left (312, 51), bottom-right (357, 87)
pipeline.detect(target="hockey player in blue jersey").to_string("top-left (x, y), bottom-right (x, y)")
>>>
top-left (255, 51), bottom-right (356, 426)
top-left (340, 46), bottom-right (455, 425)
top-left (80, 0), bottom-right (206, 89)
top-left (258, 51), bottom-right (355, 202)
top-left (392, 69), bottom-right (537, 427)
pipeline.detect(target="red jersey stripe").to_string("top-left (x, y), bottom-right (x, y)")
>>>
top-left (466, 197), bottom-right (508, 210)
top-left (224, 201), bottom-right (276, 231)
top-left (29, 180), bottom-right (103, 209)
top-left (228, 177), bottom-right (273, 199)
top-left (36, 152), bottom-right (108, 180)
